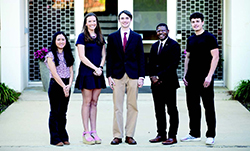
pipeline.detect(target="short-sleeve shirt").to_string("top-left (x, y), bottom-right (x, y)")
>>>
top-left (186, 31), bottom-right (218, 81)
top-left (75, 33), bottom-right (105, 76)
top-left (44, 51), bottom-right (71, 78)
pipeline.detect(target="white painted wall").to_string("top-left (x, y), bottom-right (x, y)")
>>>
top-left (74, 0), bottom-right (84, 80)
top-left (0, 2), bottom-right (1, 82)
top-left (224, 0), bottom-right (250, 90)
top-left (118, 0), bottom-right (133, 29)
top-left (1, 0), bottom-right (28, 91)
top-left (167, 0), bottom-right (177, 40)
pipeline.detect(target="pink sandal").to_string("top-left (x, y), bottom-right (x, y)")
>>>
top-left (83, 131), bottom-right (95, 145)
top-left (90, 131), bottom-right (101, 144)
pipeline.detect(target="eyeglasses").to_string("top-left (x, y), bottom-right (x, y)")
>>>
top-left (156, 30), bottom-right (167, 33)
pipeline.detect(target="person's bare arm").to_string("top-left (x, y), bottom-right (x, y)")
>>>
top-left (183, 52), bottom-right (190, 86)
top-left (203, 48), bottom-right (219, 88)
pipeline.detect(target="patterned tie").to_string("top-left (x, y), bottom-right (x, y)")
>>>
top-left (123, 32), bottom-right (127, 52)
top-left (158, 42), bottom-right (163, 55)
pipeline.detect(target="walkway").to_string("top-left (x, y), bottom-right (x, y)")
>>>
top-left (0, 86), bottom-right (250, 151)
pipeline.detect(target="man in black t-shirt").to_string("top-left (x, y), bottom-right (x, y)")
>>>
top-left (180, 12), bottom-right (219, 145)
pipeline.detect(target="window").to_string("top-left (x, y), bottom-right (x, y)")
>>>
top-left (29, 0), bottom-right (75, 81)
top-left (133, 0), bottom-right (167, 40)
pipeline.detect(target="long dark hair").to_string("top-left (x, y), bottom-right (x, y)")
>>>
top-left (50, 31), bottom-right (74, 67)
top-left (82, 13), bottom-right (104, 45)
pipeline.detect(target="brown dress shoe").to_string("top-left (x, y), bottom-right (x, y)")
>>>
top-left (125, 136), bottom-right (137, 145)
top-left (162, 138), bottom-right (177, 145)
top-left (110, 138), bottom-right (122, 145)
top-left (149, 136), bottom-right (166, 143)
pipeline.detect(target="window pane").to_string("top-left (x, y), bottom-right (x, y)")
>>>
top-left (133, 0), bottom-right (167, 40)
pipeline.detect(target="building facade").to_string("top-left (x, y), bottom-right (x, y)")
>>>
top-left (1, 0), bottom-right (250, 92)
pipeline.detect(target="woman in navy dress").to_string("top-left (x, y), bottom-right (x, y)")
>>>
top-left (75, 13), bottom-right (106, 145)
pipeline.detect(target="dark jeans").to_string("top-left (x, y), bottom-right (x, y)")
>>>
top-left (185, 80), bottom-right (216, 138)
top-left (48, 78), bottom-right (70, 145)
top-left (151, 84), bottom-right (179, 138)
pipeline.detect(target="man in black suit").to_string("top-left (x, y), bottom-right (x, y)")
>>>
top-left (148, 23), bottom-right (181, 145)
top-left (106, 10), bottom-right (145, 145)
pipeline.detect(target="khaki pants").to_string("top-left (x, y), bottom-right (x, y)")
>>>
top-left (113, 73), bottom-right (138, 138)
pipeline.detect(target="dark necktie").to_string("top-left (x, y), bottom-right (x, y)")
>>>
top-left (158, 42), bottom-right (163, 54)
top-left (123, 32), bottom-right (127, 52)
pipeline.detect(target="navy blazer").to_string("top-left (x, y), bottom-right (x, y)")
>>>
top-left (106, 29), bottom-right (145, 79)
top-left (149, 37), bottom-right (181, 89)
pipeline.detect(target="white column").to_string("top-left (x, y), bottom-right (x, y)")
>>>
top-left (74, 0), bottom-right (84, 79)
top-left (167, 0), bottom-right (177, 40)
top-left (1, 0), bottom-right (28, 92)
top-left (118, 0), bottom-right (133, 29)
top-left (0, 2), bottom-right (1, 82)
top-left (224, 0), bottom-right (250, 90)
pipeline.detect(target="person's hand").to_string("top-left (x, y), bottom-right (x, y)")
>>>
top-left (150, 76), bottom-right (158, 84)
top-left (138, 78), bottom-right (144, 88)
top-left (63, 85), bottom-right (70, 97)
top-left (66, 84), bottom-right (71, 92)
top-left (93, 67), bottom-right (102, 76)
top-left (108, 77), bottom-right (115, 90)
top-left (203, 76), bottom-right (212, 88)
top-left (183, 77), bottom-right (188, 86)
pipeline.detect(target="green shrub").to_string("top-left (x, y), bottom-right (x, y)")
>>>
top-left (233, 80), bottom-right (250, 103)
top-left (0, 83), bottom-right (21, 113)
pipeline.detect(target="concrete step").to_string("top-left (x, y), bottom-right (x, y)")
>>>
top-left (98, 15), bottom-right (117, 21)
top-left (99, 22), bottom-right (117, 28)
top-left (102, 29), bottom-right (117, 35)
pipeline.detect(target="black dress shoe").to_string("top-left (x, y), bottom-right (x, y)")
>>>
top-left (110, 137), bottom-right (122, 145)
top-left (149, 136), bottom-right (166, 143)
top-left (125, 136), bottom-right (137, 145)
top-left (162, 138), bottom-right (177, 145)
